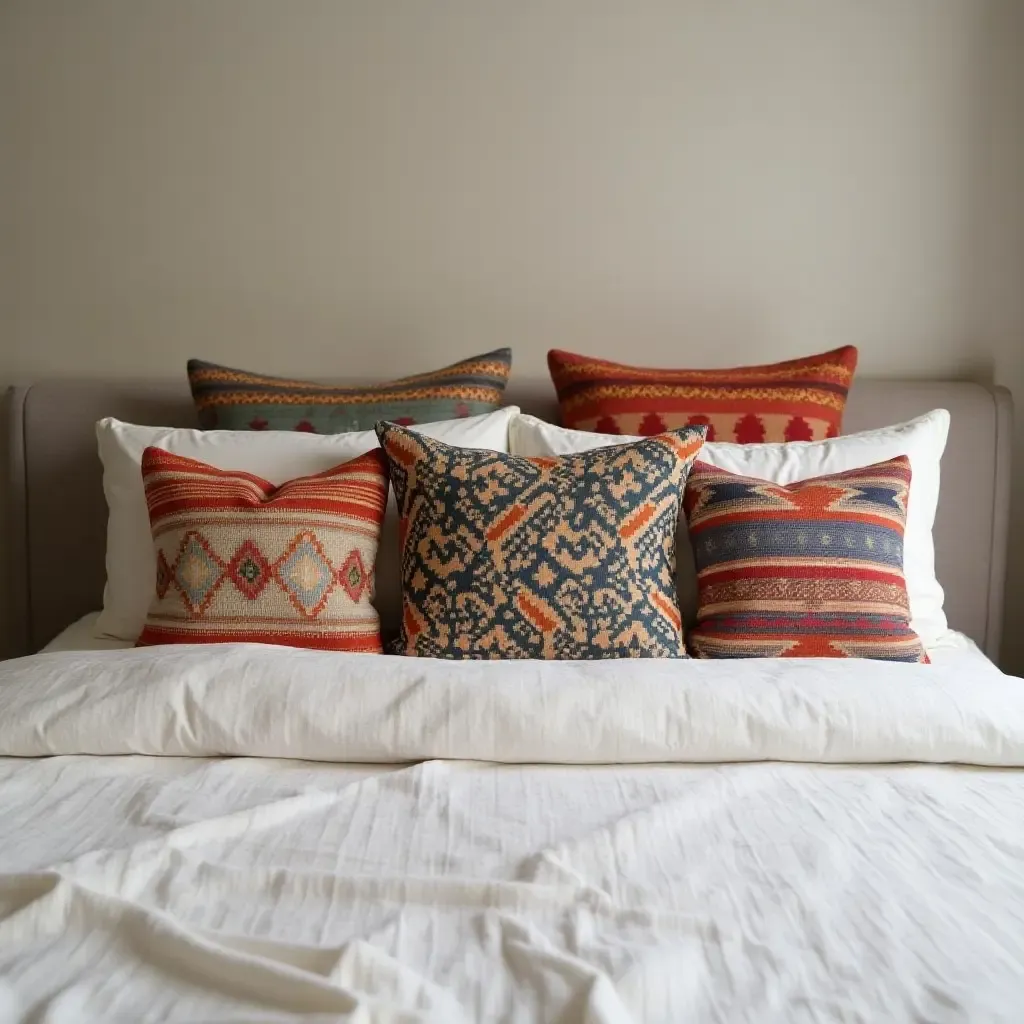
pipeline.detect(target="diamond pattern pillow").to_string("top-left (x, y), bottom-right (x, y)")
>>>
top-left (188, 348), bottom-right (513, 432)
top-left (547, 346), bottom-right (858, 442)
top-left (137, 447), bottom-right (389, 651)
top-left (376, 422), bottom-right (707, 659)
top-left (683, 455), bottom-right (927, 661)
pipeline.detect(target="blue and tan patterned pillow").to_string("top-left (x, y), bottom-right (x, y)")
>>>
top-left (683, 455), bottom-right (928, 662)
top-left (188, 349), bottom-right (512, 432)
top-left (375, 422), bottom-right (707, 659)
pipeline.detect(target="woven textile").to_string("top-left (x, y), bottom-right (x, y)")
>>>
top-left (137, 447), bottom-right (389, 651)
top-left (188, 349), bottom-right (512, 432)
top-left (683, 456), bottom-right (927, 661)
top-left (376, 422), bottom-right (707, 659)
top-left (547, 346), bottom-right (858, 442)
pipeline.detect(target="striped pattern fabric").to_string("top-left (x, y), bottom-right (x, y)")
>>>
top-left (188, 349), bottom-right (513, 432)
top-left (137, 447), bottom-right (389, 651)
top-left (547, 346), bottom-right (858, 442)
top-left (377, 422), bottom-right (706, 660)
top-left (683, 456), bottom-right (928, 662)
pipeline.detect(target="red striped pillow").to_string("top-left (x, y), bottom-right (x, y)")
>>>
top-left (137, 447), bottom-right (389, 651)
top-left (683, 456), bottom-right (927, 661)
top-left (547, 347), bottom-right (858, 442)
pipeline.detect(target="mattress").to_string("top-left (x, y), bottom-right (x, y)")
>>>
top-left (2, 642), bottom-right (1022, 1021)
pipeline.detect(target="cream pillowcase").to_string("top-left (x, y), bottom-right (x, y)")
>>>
top-left (510, 410), bottom-right (951, 647)
top-left (97, 406), bottom-right (520, 642)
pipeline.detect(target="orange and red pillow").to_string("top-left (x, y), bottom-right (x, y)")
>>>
top-left (547, 346), bottom-right (858, 442)
top-left (682, 455), bottom-right (927, 662)
top-left (137, 447), bottom-right (389, 651)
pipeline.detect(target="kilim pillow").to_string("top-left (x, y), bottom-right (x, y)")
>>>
top-left (547, 346), bottom-right (858, 442)
top-left (376, 421), bottom-right (707, 659)
top-left (683, 456), bottom-right (927, 662)
top-left (188, 349), bottom-right (513, 432)
top-left (137, 447), bottom-right (389, 651)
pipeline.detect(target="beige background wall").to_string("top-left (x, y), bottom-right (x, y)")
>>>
top-left (2, 1), bottom-right (1022, 669)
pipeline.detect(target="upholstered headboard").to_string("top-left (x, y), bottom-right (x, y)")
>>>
top-left (3, 377), bottom-right (1013, 661)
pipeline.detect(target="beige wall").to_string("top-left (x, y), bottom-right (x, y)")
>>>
top-left (2, 0), bottom-right (1022, 669)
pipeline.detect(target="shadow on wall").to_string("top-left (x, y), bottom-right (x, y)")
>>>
top-left (0, 416), bottom-right (10, 659)
top-left (968, 2), bottom-right (1024, 675)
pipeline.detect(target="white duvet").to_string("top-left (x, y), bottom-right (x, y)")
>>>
top-left (1, 646), bottom-right (1023, 1022)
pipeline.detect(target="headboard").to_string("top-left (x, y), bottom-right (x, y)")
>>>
top-left (3, 377), bottom-right (1013, 662)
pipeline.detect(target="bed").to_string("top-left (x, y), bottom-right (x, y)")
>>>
top-left (1, 376), bottom-right (1022, 1022)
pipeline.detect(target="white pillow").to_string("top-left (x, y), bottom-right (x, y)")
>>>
top-left (97, 407), bottom-right (520, 641)
top-left (510, 410), bottom-right (951, 646)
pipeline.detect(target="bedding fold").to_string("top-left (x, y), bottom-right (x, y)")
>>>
top-left (0, 646), bottom-right (1021, 765)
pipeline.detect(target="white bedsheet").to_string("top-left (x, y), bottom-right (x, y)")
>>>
top-left (41, 611), bottom-right (1005, 671)
top-left (40, 611), bottom-right (128, 653)
top-left (1, 647), bottom-right (1022, 1021)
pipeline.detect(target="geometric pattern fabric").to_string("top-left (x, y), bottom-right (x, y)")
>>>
top-left (547, 346), bottom-right (858, 442)
top-left (137, 446), bottom-right (389, 651)
top-left (187, 349), bottom-right (513, 432)
top-left (376, 422), bottom-right (707, 660)
top-left (683, 455), bottom-right (928, 662)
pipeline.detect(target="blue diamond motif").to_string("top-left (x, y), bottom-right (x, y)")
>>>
top-left (275, 533), bottom-right (335, 617)
top-left (174, 533), bottom-right (223, 613)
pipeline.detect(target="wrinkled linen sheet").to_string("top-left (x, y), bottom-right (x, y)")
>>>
top-left (0, 648), bottom-right (1023, 1022)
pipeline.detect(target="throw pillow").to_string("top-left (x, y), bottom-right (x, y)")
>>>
top-left (683, 456), bottom-right (927, 661)
top-left (137, 447), bottom-right (389, 651)
top-left (547, 346), bottom-right (858, 442)
top-left (188, 348), bottom-right (512, 432)
top-left (376, 422), bottom-right (707, 659)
